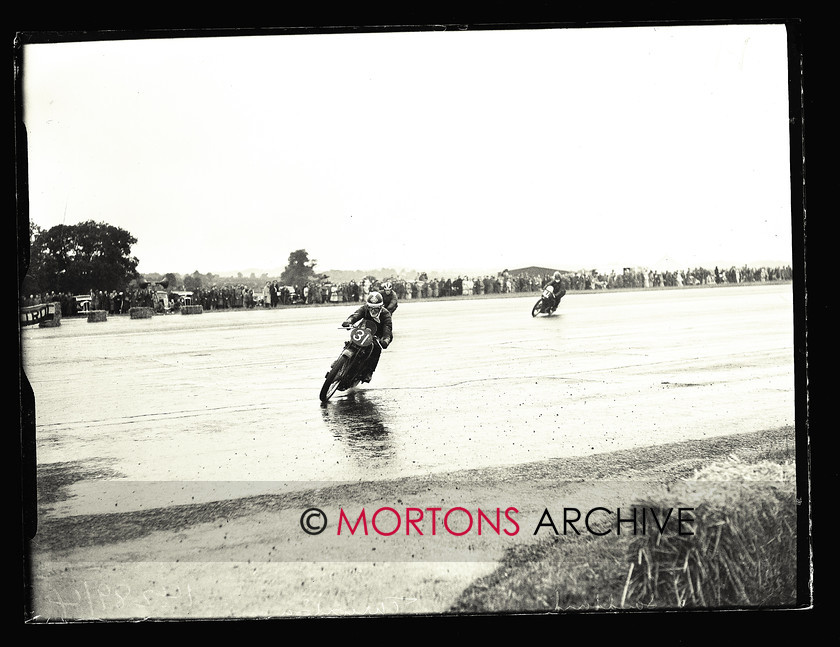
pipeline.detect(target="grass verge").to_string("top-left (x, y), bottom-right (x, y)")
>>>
top-left (449, 448), bottom-right (798, 613)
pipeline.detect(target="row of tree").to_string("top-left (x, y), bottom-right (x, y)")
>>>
top-left (23, 221), bottom-right (140, 296)
top-left (22, 221), bottom-right (324, 297)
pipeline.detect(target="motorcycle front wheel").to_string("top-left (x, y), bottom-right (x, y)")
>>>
top-left (531, 299), bottom-right (544, 317)
top-left (320, 356), bottom-right (347, 402)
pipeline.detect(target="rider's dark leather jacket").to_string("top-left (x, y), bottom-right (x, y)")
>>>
top-left (381, 290), bottom-right (398, 314)
top-left (543, 280), bottom-right (566, 306)
top-left (343, 305), bottom-right (393, 345)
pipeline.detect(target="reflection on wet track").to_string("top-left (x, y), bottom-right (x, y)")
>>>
top-left (321, 391), bottom-right (395, 469)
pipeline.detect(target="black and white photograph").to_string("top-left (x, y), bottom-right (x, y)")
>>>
top-left (18, 21), bottom-right (809, 621)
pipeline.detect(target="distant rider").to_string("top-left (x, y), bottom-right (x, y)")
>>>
top-left (341, 291), bottom-right (393, 383)
top-left (381, 281), bottom-right (399, 314)
top-left (543, 271), bottom-right (567, 312)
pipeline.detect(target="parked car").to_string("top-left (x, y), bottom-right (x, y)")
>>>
top-left (72, 295), bottom-right (92, 313)
top-left (170, 291), bottom-right (194, 306)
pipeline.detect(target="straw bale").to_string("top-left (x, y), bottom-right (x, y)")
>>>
top-left (39, 305), bottom-right (62, 327)
top-left (620, 456), bottom-right (797, 608)
top-left (130, 307), bottom-right (155, 319)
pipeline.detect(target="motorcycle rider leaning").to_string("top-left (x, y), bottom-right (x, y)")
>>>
top-left (341, 291), bottom-right (393, 383)
top-left (543, 271), bottom-right (567, 312)
top-left (381, 281), bottom-right (398, 314)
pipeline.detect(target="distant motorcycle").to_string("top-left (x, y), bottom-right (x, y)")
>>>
top-left (532, 285), bottom-right (565, 317)
top-left (320, 321), bottom-right (383, 402)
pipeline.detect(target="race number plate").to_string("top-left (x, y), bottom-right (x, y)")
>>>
top-left (350, 326), bottom-right (374, 347)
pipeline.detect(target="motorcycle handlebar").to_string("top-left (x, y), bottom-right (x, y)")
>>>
top-left (336, 325), bottom-right (385, 348)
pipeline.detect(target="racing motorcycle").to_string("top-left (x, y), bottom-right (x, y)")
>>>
top-left (320, 320), bottom-right (382, 402)
top-left (531, 285), bottom-right (564, 317)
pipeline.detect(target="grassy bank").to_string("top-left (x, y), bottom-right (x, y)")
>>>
top-left (448, 439), bottom-right (800, 613)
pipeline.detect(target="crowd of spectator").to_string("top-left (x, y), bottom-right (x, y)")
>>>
top-left (561, 264), bottom-right (793, 291)
top-left (20, 264), bottom-right (794, 316)
top-left (277, 264), bottom-right (793, 305)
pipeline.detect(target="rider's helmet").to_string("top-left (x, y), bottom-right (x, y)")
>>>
top-left (366, 291), bottom-right (384, 315)
top-left (382, 281), bottom-right (393, 293)
top-left (553, 271), bottom-right (561, 281)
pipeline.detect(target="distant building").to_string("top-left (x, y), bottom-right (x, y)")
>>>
top-left (506, 266), bottom-right (574, 275)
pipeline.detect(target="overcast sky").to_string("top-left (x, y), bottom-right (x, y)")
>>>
top-left (21, 24), bottom-right (794, 277)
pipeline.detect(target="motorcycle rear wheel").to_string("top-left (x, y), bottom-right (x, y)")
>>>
top-left (320, 356), bottom-right (347, 402)
top-left (531, 299), bottom-right (544, 317)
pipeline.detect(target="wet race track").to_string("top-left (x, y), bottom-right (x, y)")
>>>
top-left (21, 283), bottom-right (799, 620)
top-left (22, 283), bottom-right (795, 517)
